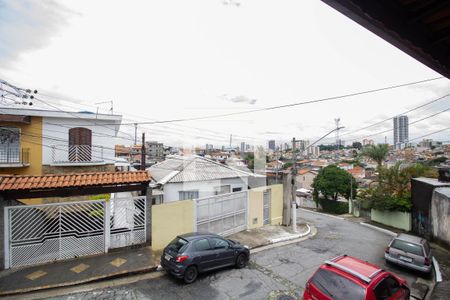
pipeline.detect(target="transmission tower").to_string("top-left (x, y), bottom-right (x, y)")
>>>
top-left (335, 118), bottom-right (341, 149)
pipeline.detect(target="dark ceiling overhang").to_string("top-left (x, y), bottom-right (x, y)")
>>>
top-left (321, 0), bottom-right (450, 78)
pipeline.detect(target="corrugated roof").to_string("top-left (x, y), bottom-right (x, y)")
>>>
top-left (149, 155), bottom-right (251, 184)
top-left (0, 171), bottom-right (150, 191)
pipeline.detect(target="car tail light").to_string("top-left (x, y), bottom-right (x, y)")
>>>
top-left (424, 257), bottom-right (430, 266)
top-left (176, 255), bottom-right (189, 263)
top-left (385, 247), bottom-right (390, 254)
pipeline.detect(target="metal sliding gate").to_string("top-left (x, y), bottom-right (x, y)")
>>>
top-left (195, 191), bottom-right (248, 236)
top-left (4, 197), bottom-right (146, 269)
top-left (263, 190), bottom-right (271, 225)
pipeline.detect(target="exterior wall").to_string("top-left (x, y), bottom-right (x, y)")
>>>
top-left (249, 184), bottom-right (283, 226)
top-left (42, 164), bottom-right (115, 175)
top-left (42, 117), bottom-right (118, 165)
top-left (269, 184), bottom-right (283, 225)
top-left (371, 209), bottom-right (411, 231)
top-left (151, 200), bottom-right (195, 251)
top-left (296, 172), bottom-right (316, 190)
top-left (431, 189), bottom-right (450, 249)
top-left (0, 116), bottom-right (43, 176)
top-left (163, 177), bottom-right (249, 202)
top-left (248, 189), bottom-right (263, 229)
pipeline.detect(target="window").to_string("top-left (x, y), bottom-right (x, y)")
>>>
top-left (210, 237), bottom-right (229, 249)
top-left (232, 187), bottom-right (242, 192)
top-left (391, 239), bottom-right (424, 256)
top-left (0, 126), bottom-right (20, 163)
top-left (68, 127), bottom-right (92, 162)
top-left (167, 237), bottom-right (189, 253)
top-left (374, 275), bottom-right (400, 300)
top-left (179, 190), bottom-right (199, 200)
top-left (193, 238), bottom-right (211, 251)
top-left (310, 269), bottom-right (365, 300)
top-left (214, 185), bottom-right (231, 195)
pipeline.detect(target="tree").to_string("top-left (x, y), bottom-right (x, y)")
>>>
top-left (312, 165), bottom-right (357, 201)
top-left (363, 144), bottom-right (389, 168)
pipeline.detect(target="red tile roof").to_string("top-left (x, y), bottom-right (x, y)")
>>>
top-left (0, 171), bottom-right (150, 191)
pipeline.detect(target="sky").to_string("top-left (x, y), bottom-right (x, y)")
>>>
top-left (0, 0), bottom-right (449, 148)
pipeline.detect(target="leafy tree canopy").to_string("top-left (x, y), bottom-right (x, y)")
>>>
top-left (312, 165), bottom-right (357, 201)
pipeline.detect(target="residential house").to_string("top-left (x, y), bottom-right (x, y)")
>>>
top-left (347, 166), bottom-right (366, 180)
top-left (296, 168), bottom-right (317, 190)
top-left (149, 155), bottom-right (251, 202)
top-left (0, 107), bottom-right (122, 176)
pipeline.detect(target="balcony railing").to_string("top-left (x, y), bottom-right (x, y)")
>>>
top-left (51, 145), bottom-right (105, 165)
top-left (0, 147), bottom-right (30, 166)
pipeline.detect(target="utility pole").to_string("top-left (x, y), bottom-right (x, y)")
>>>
top-left (229, 134), bottom-right (232, 149)
top-left (141, 133), bottom-right (146, 170)
top-left (291, 137), bottom-right (297, 232)
top-left (134, 123), bottom-right (138, 145)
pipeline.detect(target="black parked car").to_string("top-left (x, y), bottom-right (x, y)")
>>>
top-left (160, 232), bottom-right (250, 283)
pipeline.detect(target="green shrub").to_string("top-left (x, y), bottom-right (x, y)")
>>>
top-left (319, 199), bottom-right (349, 215)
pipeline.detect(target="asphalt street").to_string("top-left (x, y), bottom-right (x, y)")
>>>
top-left (48, 209), bottom-right (433, 300)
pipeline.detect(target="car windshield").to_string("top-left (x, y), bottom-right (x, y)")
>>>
top-left (391, 239), bottom-right (423, 256)
top-left (310, 269), bottom-right (365, 300)
top-left (167, 237), bottom-right (189, 253)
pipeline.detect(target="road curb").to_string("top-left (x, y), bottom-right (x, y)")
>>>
top-left (269, 224), bottom-right (311, 244)
top-left (0, 265), bottom-right (158, 297)
top-left (359, 222), bottom-right (397, 236)
top-left (299, 208), bottom-right (345, 220)
top-left (250, 225), bottom-right (317, 254)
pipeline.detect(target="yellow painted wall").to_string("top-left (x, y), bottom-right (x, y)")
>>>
top-left (0, 116), bottom-right (43, 176)
top-left (269, 184), bottom-right (283, 225)
top-left (152, 200), bottom-right (195, 251)
top-left (248, 189), bottom-right (264, 229)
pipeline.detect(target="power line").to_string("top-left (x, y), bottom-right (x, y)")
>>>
top-left (41, 77), bottom-right (447, 126)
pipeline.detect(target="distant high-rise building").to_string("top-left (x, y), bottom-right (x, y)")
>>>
top-left (268, 140), bottom-right (276, 151)
top-left (362, 139), bottom-right (374, 146)
top-left (393, 116), bottom-right (409, 149)
top-left (240, 142), bottom-right (245, 158)
top-left (297, 140), bottom-right (310, 154)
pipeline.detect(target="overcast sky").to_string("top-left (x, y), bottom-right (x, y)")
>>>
top-left (1, 0), bottom-right (449, 148)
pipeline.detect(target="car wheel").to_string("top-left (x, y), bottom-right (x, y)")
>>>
top-left (183, 266), bottom-right (198, 284)
top-left (236, 253), bottom-right (248, 269)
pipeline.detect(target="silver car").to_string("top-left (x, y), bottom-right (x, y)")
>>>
top-left (384, 233), bottom-right (432, 273)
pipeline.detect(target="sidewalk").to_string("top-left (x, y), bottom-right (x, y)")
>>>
top-left (228, 222), bottom-right (310, 249)
top-left (0, 246), bottom-right (157, 296)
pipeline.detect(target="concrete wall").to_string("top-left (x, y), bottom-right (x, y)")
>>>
top-left (151, 200), bottom-right (195, 251)
top-left (163, 177), bottom-right (248, 202)
top-left (0, 198), bottom-right (24, 270)
top-left (248, 189), bottom-right (263, 229)
top-left (371, 209), bottom-right (411, 231)
top-left (269, 184), bottom-right (283, 225)
top-left (431, 188), bottom-right (450, 248)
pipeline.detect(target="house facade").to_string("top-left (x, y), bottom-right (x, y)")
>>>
top-left (0, 107), bottom-right (122, 176)
top-left (296, 169), bottom-right (317, 190)
top-left (149, 155), bottom-right (250, 203)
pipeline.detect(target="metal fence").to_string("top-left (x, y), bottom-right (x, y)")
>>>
top-left (4, 197), bottom-right (147, 269)
top-left (51, 144), bottom-right (104, 164)
top-left (195, 191), bottom-right (248, 236)
top-left (0, 147), bottom-right (29, 165)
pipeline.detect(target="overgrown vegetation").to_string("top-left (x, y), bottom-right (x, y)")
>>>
top-left (358, 163), bottom-right (437, 212)
top-left (319, 198), bottom-right (349, 215)
top-left (312, 165), bottom-right (357, 202)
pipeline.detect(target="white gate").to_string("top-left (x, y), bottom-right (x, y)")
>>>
top-left (195, 191), bottom-right (248, 236)
top-left (109, 196), bottom-right (146, 249)
top-left (4, 197), bottom-right (147, 269)
top-left (4, 200), bottom-right (106, 269)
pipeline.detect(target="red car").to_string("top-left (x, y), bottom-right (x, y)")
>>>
top-left (304, 255), bottom-right (410, 300)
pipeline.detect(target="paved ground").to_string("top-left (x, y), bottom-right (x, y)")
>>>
top-left (42, 210), bottom-right (435, 299)
top-left (0, 247), bottom-right (156, 295)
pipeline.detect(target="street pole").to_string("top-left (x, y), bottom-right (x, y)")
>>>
top-left (291, 137), bottom-right (297, 232)
top-left (349, 175), bottom-right (353, 214)
top-left (141, 133), bottom-right (146, 170)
